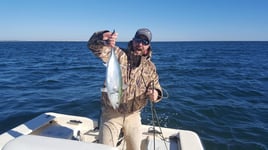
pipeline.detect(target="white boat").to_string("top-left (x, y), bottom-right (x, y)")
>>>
top-left (0, 112), bottom-right (204, 150)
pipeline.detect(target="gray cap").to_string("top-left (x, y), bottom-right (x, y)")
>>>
top-left (134, 28), bottom-right (152, 42)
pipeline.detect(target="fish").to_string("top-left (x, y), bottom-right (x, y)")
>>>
top-left (105, 47), bottom-right (123, 109)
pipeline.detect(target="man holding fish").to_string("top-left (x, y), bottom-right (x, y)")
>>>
top-left (88, 28), bottom-right (162, 150)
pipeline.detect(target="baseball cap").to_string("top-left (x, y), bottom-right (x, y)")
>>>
top-left (134, 28), bottom-right (152, 42)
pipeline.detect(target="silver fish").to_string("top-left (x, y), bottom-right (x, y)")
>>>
top-left (105, 48), bottom-right (123, 109)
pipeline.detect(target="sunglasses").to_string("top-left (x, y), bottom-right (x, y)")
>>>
top-left (134, 38), bottom-right (150, 45)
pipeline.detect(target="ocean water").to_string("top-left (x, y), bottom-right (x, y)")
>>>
top-left (0, 41), bottom-right (267, 150)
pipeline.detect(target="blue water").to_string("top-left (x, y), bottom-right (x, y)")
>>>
top-left (0, 41), bottom-right (267, 150)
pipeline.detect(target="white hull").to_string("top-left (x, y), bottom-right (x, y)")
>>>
top-left (0, 112), bottom-right (204, 150)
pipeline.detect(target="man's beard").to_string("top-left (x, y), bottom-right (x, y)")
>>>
top-left (128, 51), bottom-right (141, 69)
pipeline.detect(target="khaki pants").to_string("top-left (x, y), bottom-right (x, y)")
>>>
top-left (99, 108), bottom-right (142, 150)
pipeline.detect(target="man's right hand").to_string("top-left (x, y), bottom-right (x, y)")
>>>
top-left (103, 31), bottom-right (118, 47)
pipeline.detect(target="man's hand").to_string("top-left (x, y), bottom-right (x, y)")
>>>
top-left (147, 89), bottom-right (159, 102)
top-left (103, 31), bottom-right (118, 47)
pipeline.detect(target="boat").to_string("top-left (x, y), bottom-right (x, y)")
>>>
top-left (0, 112), bottom-right (204, 150)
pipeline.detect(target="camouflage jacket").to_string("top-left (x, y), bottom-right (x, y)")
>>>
top-left (87, 30), bottom-right (162, 113)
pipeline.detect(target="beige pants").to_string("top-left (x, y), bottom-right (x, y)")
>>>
top-left (99, 108), bottom-right (142, 150)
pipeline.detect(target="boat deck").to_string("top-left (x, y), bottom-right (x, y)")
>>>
top-left (0, 112), bottom-right (204, 150)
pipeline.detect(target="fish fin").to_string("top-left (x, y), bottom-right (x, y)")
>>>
top-left (103, 63), bottom-right (107, 67)
top-left (101, 88), bottom-right (107, 92)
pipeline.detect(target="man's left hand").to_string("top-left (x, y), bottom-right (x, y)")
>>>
top-left (147, 89), bottom-right (159, 102)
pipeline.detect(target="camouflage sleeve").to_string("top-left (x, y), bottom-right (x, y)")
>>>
top-left (150, 63), bottom-right (163, 102)
top-left (87, 30), bottom-right (113, 63)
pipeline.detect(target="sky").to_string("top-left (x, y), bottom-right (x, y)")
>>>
top-left (0, 0), bottom-right (268, 41)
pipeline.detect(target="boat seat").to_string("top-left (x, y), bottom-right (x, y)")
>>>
top-left (2, 135), bottom-right (118, 150)
top-left (0, 113), bottom-right (55, 148)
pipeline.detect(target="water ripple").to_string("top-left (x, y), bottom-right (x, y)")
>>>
top-left (1, 41), bottom-right (268, 149)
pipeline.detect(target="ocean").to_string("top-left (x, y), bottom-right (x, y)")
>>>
top-left (0, 41), bottom-right (267, 150)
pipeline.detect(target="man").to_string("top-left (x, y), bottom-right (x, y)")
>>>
top-left (87, 28), bottom-right (162, 150)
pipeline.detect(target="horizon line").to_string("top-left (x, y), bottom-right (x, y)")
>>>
top-left (1, 40), bottom-right (268, 42)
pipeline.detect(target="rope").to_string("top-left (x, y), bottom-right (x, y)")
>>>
top-left (149, 81), bottom-right (168, 150)
top-left (150, 100), bottom-right (168, 150)
top-left (150, 100), bottom-right (156, 150)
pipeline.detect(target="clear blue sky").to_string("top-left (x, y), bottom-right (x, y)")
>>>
top-left (1, 0), bottom-right (267, 41)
